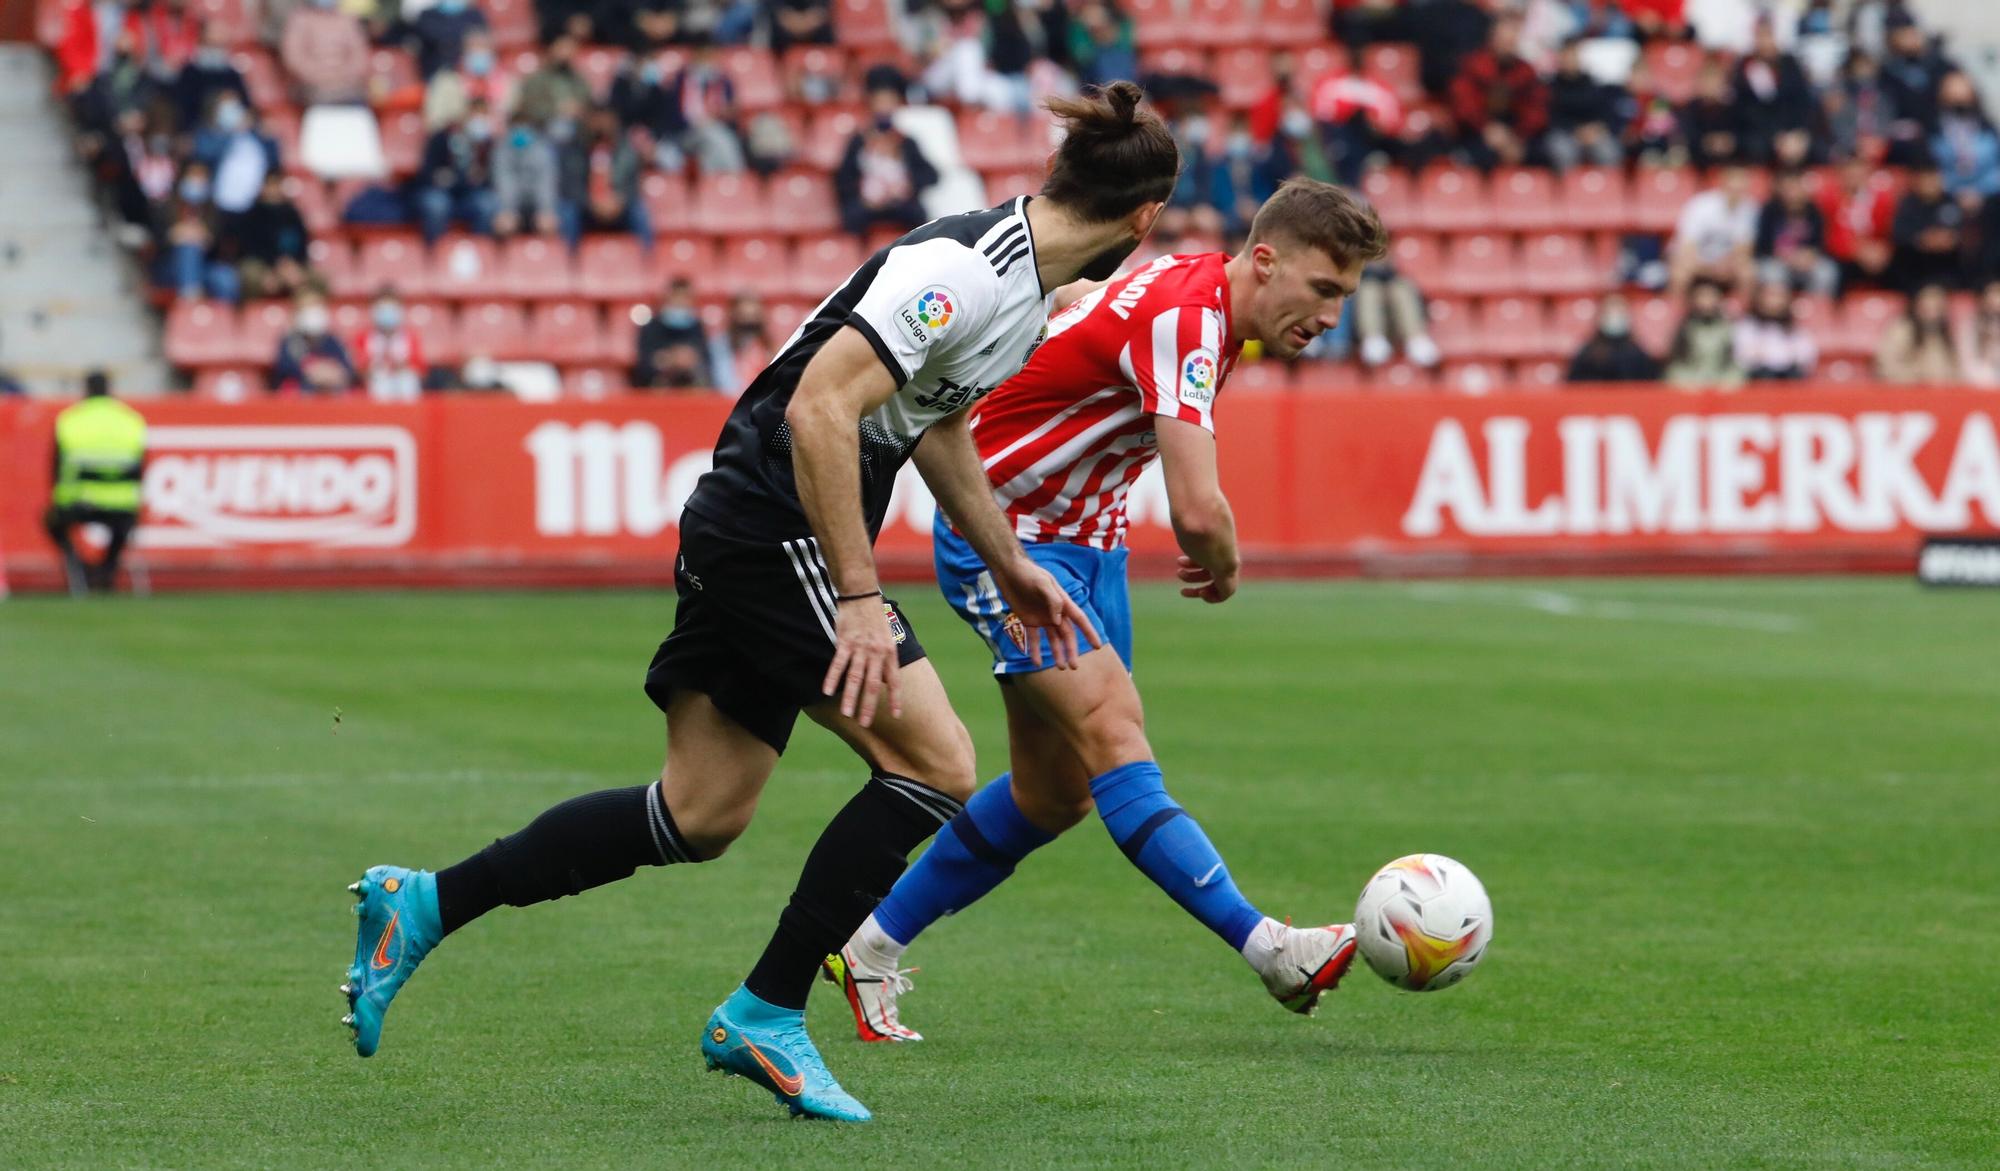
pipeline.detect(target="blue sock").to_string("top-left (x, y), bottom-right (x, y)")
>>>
top-left (872, 773), bottom-right (1054, 946)
top-left (1090, 761), bottom-right (1264, 950)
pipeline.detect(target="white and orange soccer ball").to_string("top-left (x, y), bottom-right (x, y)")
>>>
top-left (1353, 854), bottom-right (1492, 991)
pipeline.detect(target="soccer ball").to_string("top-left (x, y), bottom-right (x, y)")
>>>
top-left (1353, 854), bottom-right (1492, 991)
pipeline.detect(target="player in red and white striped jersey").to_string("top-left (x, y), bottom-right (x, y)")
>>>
top-left (825, 180), bottom-right (1394, 1042)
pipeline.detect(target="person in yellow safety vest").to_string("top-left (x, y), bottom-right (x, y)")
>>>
top-left (43, 370), bottom-right (147, 596)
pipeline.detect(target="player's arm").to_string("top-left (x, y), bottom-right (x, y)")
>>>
top-left (914, 412), bottom-right (1100, 667)
top-left (1155, 415), bottom-right (1239, 604)
top-left (785, 325), bottom-right (904, 724)
top-left (1050, 277), bottom-right (1105, 314)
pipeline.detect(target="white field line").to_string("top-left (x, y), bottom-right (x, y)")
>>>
top-left (1404, 583), bottom-right (1808, 634)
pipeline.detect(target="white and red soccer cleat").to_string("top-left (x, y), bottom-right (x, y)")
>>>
top-left (821, 946), bottom-right (924, 1043)
top-left (1254, 922), bottom-right (1359, 1015)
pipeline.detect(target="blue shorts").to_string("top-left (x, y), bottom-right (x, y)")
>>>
top-left (933, 509), bottom-right (1133, 676)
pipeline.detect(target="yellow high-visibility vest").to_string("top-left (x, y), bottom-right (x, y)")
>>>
top-left (52, 397), bottom-right (146, 512)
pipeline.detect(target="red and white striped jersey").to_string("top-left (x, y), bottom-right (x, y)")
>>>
top-left (970, 252), bottom-right (1241, 550)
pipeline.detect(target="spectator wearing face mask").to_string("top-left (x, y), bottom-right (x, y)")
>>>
top-left (1567, 294), bottom-right (1663, 382)
top-left (157, 160), bottom-right (240, 302)
top-left (1891, 162), bottom-right (1974, 292)
top-left (281, 0), bottom-right (369, 105)
top-left (1733, 280), bottom-right (1816, 381)
top-left (768, 0), bottom-right (835, 54)
top-left (415, 100), bottom-right (500, 242)
top-left (835, 80), bottom-right (939, 238)
top-left (174, 22), bottom-right (250, 131)
top-left (1678, 57), bottom-right (1739, 171)
top-left (633, 277), bottom-right (726, 390)
top-left (1932, 72), bottom-right (2000, 202)
top-left (721, 291), bottom-right (768, 385)
top-left (1878, 12), bottom-right (1953, 137)
top-left (410, 0), bottom-right (490, 80)
top-left (556, 105), bottom-right (652, 252)
top-left (1730, 17), bottom-right (1815, 166)
top-left (1820, 154), bottom-right (1896, 291)
top-left (657, 46), bottom-right (748, 173)
top-left (1544, 37), bottom-right (1624, 171)
top-left (271, 293), bottom-right (359, 394)
top-left (424, 30), bottom-right (514, 131)
top-left (1664, 276), bottom-right (1744, 389)
top-left (492, 111), bottom-right (562, 238)
top-left (192, 93), bottom-right (278, 215)
top-left (353, 289), bottom-right (428, 401)
top-left (1876, 283), bottom-right (1963, 384)
top-left (515, 34), bottom-right (593, 128)
top-left (233, 170), bottom-right (316, 300)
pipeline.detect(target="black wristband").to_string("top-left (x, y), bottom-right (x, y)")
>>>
top-left (835, 589), bottom-right (883, 604)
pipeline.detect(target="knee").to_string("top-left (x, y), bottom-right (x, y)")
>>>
top-left (1070, 704), bottom-right (1151, 779)
top-left (894, 719), bottom-right (977, 803)
top-left (658, 779), bottom-right (754, 861)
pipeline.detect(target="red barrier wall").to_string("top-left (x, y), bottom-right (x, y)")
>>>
top-left (5, 388), bottom-right (1998, 590)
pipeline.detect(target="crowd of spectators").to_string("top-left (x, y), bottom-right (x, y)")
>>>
top-left (47, 0), bottom-right (2000, 395)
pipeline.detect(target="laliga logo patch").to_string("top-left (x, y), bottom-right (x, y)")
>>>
top-left (897, 286), bottom-right (956, 348)
top-left (1181, 349), bottom-right (1218, 405)
top-left (883, 602), bottom-right (909, 644)
top-left (1023, 324), bottom-right (1048, 364)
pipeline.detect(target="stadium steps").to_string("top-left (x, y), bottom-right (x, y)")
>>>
top-left (0, 46), bottom-right (170, 395)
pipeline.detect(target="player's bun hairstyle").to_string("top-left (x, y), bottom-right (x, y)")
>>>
top-left (1039, 81), bottom-right (1181, 223)
top-left (1244, 177), bottom-right (1391, 270)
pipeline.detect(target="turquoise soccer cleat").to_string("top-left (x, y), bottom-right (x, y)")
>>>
top-left (701, 986), bottom-right (873, 1122)
top-left (340, 865), bottom-right (442, 1057)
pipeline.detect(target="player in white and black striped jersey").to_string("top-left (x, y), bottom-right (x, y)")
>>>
top-left (338, 82), bottom-right (1183, 1123)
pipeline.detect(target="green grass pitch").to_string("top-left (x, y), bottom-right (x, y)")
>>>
top-left (3, 578), bottom-right (1997, 1168)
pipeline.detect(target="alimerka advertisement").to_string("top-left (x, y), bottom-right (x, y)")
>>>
top-left (3, 388), bottom-right (1996, 588)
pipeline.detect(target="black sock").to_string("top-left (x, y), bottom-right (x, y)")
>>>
top-left (434, 781), bottom-right (699, 936)
top-left (744, 773), bottom-right (964, 1010)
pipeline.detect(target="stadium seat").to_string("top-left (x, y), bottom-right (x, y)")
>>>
top-left (768, 171), bottom-right (842, 236)
top-left (164, 301), bottom-right (243, 368)
top-left (563, 366), bottom-right (624, 398)
top-left (649, 235), bottom-right (719, 293)
top-left (575, 236), bottom-right (658, 303)
top-left (1388, 230), bottom-right (1445, 289)
top-left (791, 234), bottom-right (864, 299)
top-left (290, 177), bottom-right (337, 234)
top-left (484, 0), bottom-right (537, 47)
top-left (803, 108), bottom-right (866, 172)
top-left (956, 109), bottom-right (1048, 172)
top-left (191, 366), bottom-right (261, 401)
top-left (1557, 166), bottom-right (1632, 233)
top-left (766, 301), bottom-right (812, 344)
top-left (1214, 46), bottom-right (1278, 109)
top-left (428, 233), bottom-right (500, 300)
top-left (715, 236), bottom-right (797, 298)
top-left (785, 46), bottom-right (853, 103)
top-left (309, 236), bottom-right (362, 298)
top-left (355, 233), bottom-right (431, 299)
top-left (1125, 0), bottom-right (1194, 48)
top-left (239, 300), bottom-right (294, 362)
top-left (1360, 167), bottom-right (1415, 227)
top-left (233, 49), bottom-right (283, 110)
top-left (1841, 292), bottom-right (1903, 349)
top-left (1259, 0), bottom-right (1329, 47)
top-left (404, 301), bottom-right (460, 365)
top-left (833, 0), bottom-right (898, 48)
top-left (366, 48), bottom-right (421, 108)
top-left (458, 300), bottom-right (534, 360)
top-left (1413, 166), bottom-right (1492, 233)
top-left (1515, 358), bottom-right (1567, 388)
top-left (720, 48), bottom-right (784, 110)
top-left (1490, 167), bottom-right (1561, 231)
top-left (1293, 42), bottom-right (1350, 87)
top-left (527, 302), bottom-right (609, 364)
top-left (1435, 234), bottom-right (1517, 296)
top-left (1367, 360), bottom-right (1438, 391)
top-left (1138, 46), bottom-right (1213, 80)
top-left (328, 299), bottom-right (369, 340)
top-left (603, 305), bottom-right (644, 367)
top-left (378, 109), bottom-right (426, 176)
top-left (1362, 44), bottom-right (1422, 104)
top-left (263, 105), bottom-right (301, 171)
top-left (1477, 296), bottom-right (1555, 359)
top-left (1183, 0), bottom-right (1258, 46)
top-left (1631, 294), bottom-right (1677, 355)
top-left (1228, 360), bottom-right (1294, 391)
top-left (1630, 166), bottom-right (1701, 235)
top-left (576, 47), bottom-right (621, 101)
top-left (189, 0), bottom-right (250, 44)
top-left (1550, 293), bottom-right (1602, 350)
top-left (983, 168), bottom-right (1048, 201)
top-left (1819, 356), bottom-right (1869, 383)
top-left (1423, 296), bottom-right (1482, 357)
top-left (1645, 41), bottom-right (1703, 104)
top-left (641, 173), bottom-right (696, 236)
top-left (1521, 232), bottom-right (1612, 295)
top-left (1439, 359), bottom-right (1507, 394)
top-left (498, 236), bottom-right (578, 300)
top-left (692, 172), bottom-right (773, 236)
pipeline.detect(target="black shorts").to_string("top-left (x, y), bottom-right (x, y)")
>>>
top-left (644, 510), bottom-right (927, 754)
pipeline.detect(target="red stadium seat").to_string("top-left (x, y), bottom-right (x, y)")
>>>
top-left (1477, 296), bottom-right (1555, 359)
top-left (1260, 0), bottom-right (1328, 47)
top-left (1413, 166), bottom-right (1492, 233)
top-left (1631, 295), bottom-right (1676, 355)
top-left (1183, 0), bottom-right (1257, 46)
top-left (1490, 167), bottom-right (1560, 232)
top-left (1439, 359), bottom-right (1508, 394)
top-left (784, 46), bottom-right (853, 103)
top-left (1522, 232), bottom-right (1612, 295)
top-left (1125, 0), bottom-right (1194, 48)
top-left (379, 109), bottom-right (426, 176)
top-left (1138, 46), bottom-right (1212, 80)
top-left (1423, 296), bottom-right (1481, 357)
top-left (1228, 360), bottom-right (1294, 391)
top-left (484, 0), bottom-right (537, 48)
top-left (791, 234), bottom-right (864, 299)
top-left (956, 108), bottom-right (1048, 172)
top-left (188, 0), bottom-right (250, 44)
top-left (240, 300), bottom-right (294, 363)
top-left (164, 301), bottom-right (242, 368)
top-left (768, 171), bottom-right (842, 236)
top-left (803, 108), bottom-right (866, 172)
top-left (1293, 42), bottom-right (1350, 89)
top-left (1360, 167), bottom-right (1415, 228)
top-left (355, 233), bottom-right (431, 299)
top-left (1841, 291), bottom-right (1903, 347)
top-left (36, 0), bottom-right (65, 48)
top-left (262, 105), bottom-right (301, 171)
top-left (290, 177), bottom-right (336, 234)
top-left (715, 236), bottom-right (797, 299)
top-left (233, 49), bottom-right (284, 110)
top-left (1645, 41), bottom-right (1704, 104)
top-left (367, 48), bottom-right (421, 107)
top-left (1367, 360), bottom-right (1438, 391)
top-left (309, 236), bottom-right (361, 298)
top-left (832, 0), bottom-right (897, 48)
top-left (403, 301), bottom-right (459, 365)
top-left (649, 235), bottom-right (720, 293)
top-left (1435, 234), bottom-right (1517, 297)
top-left (983, 168), bottom-right (1047, 201)
top-left (692, 172), bottom-right (773, 236)
top-left (576, 48), bottom-right (621, 102)
top-left (1214, 46), bottom-right (1277, 109)
top-left (191, 366), bottom-right (261, 401)
top-left (1362, 44), bottom-right (1422, 105)
top-left (1388, 231), bottom-right (1445, 290)
top-left (1516, 359), bottom-right (1567, 388)
top-left (575, 236), bottom-right (657, 302)
top-left (1551, 294), bottom-right (1603, 350)
top-left (528, 302), bottom-right (609, 364)
top-left (562, 366), bottom-right (624, 398)
top-left (1557, 166), bottom-right (1632, 233)
top-left (604, 305), bottom-right (644, 366)
top-left (1630, 166), bottom-right (1701, 235)
top-left (641, 173), bottom-right (696, 236)
top-left (457, 300), bottom-right (533, 360)
top-left (720, 48), bottom-right (784, 110)
top-left (1819, 356), bottom-right (1869, 383)
top-left (498, 235), bottom-right (578, 300)
top-left (428, 233), bottom-right (501, 300)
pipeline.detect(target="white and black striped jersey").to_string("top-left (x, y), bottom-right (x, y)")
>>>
top-left (683, 196), bottom-right (1054, 542)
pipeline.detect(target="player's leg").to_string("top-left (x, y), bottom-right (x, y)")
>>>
top-left (703, 656), bottom-right (972, 1120)
top-left (342, 689), bottom-right (776, 1057)
top-left (829, 683), bottom-right (1090, 1040)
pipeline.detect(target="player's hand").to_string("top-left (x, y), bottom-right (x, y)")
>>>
top-left (995, 561), bottom-right (1102, 670)
top-left (823, 596), bottom-right (902, 727)
top-left (1176, 555), bottom-right (1238, 605)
